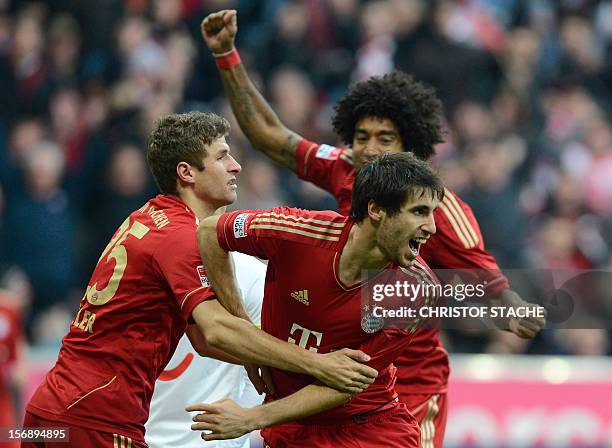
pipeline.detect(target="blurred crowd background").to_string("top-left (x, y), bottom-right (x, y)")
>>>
top-left (0, 0), bottom-right (611, 363)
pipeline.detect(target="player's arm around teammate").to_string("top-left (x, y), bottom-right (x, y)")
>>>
top-left (187, 383), bottom-right (354, 442)
top-left (190, 215), bottom-right (377, 442)
top-left (190, 300), bottom-right (376, 394)
top-left (195, 219), bottom-right (377, 394)
top-left (190, 152), bottom-right (444, 443)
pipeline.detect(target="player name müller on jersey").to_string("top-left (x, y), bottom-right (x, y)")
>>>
top-left (217, 207), bottom-right (441, 424)
top-left (27, 195), bottom-right (217, 441)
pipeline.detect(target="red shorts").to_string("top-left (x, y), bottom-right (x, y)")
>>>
top-left (399, 393), bottom-right (448, 448)
top-left (262, 402), bottom-right (420, 448)
top-left (20, 412), bottom-right (148, 448)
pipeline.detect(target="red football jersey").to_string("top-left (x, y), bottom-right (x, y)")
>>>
top-left (26, 195), bottom-right (216, 441)
top-left (217, 207), bottom-right (440, 424)
top-left (296, 139), bottom-right (509, 393)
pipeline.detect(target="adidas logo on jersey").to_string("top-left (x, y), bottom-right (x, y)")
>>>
top-left (291, 290), bottom-right (310, 306)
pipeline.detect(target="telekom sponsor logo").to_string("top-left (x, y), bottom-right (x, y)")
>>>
top-left (446, 380), bottom-right (612, 447)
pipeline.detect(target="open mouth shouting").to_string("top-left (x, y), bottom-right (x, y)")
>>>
top-left (408, 237), bottom-right (428, 258)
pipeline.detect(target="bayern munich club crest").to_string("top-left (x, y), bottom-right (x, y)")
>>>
top-left (361, 313), bottom-right (384, 334)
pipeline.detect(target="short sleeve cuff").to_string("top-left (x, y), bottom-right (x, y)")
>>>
top-left (181, 287), bottom-right (217, 320)
top-left (295, 138), bottom-right (318, 179)
top-left (216, 211), bottom-right (235, 252)
top-left (485, 275), bottom-right (510, 297)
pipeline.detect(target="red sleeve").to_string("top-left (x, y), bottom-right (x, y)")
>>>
top-left (216, 209), bottom-right (279, 260)
top-left (217, 207), bottom-right (343, 259)
top-left (358, 329), bottom-right (413, 372)
top-left (295, 138), bottom-right (346, 194)
top-left (153, 230), bottom-right (217, 320)
top-left (420, 189), bottom-right (509, 296)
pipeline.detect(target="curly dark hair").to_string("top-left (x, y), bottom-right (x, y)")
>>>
top-left (332, 71), bottom-right (444, 160)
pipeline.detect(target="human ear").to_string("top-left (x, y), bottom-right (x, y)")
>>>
top-left (176, 161), bottom-right (195, 185)
top-left (367, 200), bottom-right (386, 222)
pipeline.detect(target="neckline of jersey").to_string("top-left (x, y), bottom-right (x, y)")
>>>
top-left (333, 221), bottom-right (394, 291)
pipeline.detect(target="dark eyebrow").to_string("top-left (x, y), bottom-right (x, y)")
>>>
top-left (354, 129), bottom-right (399, 137)
top-left (377, 130), bottom-right (399, 137)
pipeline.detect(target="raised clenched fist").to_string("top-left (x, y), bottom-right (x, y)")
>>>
top-left (201, 9), bottom-right (238, 55)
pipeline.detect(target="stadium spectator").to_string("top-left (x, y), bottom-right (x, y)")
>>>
top-left (2, 140), bottom-right (76, 329)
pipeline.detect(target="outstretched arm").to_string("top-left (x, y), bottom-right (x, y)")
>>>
top-left (201, 9), bottom-right (301, 172)
top-left (187, 383), bottom-right (352, 441)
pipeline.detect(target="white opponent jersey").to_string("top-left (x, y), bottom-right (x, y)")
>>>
top-left (145, 252), bottom-right (266, 448)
